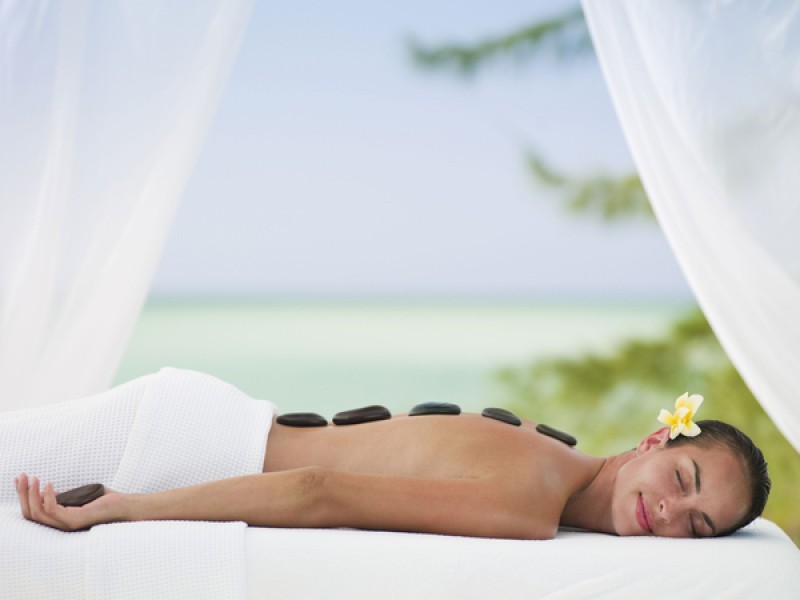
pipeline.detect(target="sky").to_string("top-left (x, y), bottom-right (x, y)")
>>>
top-left (150, 0), bottom-right (692, 301)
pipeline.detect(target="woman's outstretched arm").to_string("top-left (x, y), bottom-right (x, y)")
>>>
top-left (15, 468), bottom-right (548, 539)
top-left (15, 469), bottom-right (332, 532)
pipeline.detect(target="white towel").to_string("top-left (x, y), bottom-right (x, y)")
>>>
top-left (111, 367), bottom-right (274, 493)
top-left (0, 375), bottom-right (148, 505)
top-left (0, 368), bottom-right (276, 600)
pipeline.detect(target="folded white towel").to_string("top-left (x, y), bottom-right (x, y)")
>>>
top-left (112, 367), bottom-right (274, 493)
top-left (0, 368), bottom-right (276, 600)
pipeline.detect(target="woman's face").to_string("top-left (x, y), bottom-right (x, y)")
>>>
top-left (611, 441), bottom-right (750, 537)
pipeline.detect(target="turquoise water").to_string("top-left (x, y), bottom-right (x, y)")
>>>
top-left (116, 301), bottom-right (688, 415)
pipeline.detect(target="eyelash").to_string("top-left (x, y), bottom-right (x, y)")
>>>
top-left (677, 470), bottom-right (701, 537)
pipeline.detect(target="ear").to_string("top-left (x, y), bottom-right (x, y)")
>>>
top-left (636, 427), bottom-right (671, 455)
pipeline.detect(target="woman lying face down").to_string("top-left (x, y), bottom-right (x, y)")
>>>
top-left (15, 393), bottom-right (769, 540)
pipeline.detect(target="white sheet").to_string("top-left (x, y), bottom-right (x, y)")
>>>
top-left (245, 520), bottom-right (800, 599)
top-left (86, 520), bottom-right (248, 599)
top-left (3, 508), bottom-right (796, 599)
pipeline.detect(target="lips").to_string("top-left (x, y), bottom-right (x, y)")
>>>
top-left (636, 494), bottom-right (653, 534)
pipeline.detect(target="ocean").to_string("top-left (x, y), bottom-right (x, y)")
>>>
top-left (115, 300), bottom-right (688, 416)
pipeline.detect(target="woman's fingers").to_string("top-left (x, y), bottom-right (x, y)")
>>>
top-left (43, 482), bottom-right (59, 515)
top-left (16, 473), bottom-right (31, 520)
top-left (19, 474), bottom-right (42, 524)
top-left (24, 475), bottom-right (40, 521)
top-left (16, 474), bottom-right (69, 530)
top-left (26, 476), bottom-right (51, 526)
top-left (16, 473), bottom-right (120, 532)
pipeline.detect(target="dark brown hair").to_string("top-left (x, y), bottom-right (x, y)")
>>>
top-left (666, 419), bottom-right (770, 535)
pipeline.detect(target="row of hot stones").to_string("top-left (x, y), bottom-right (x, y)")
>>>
top-left (276, 402), bottom-right (577, 447)
top-left (54, 404), bottom-right (578, 508)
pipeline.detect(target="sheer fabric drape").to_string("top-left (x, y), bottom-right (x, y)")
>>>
top-left (0, 0), bottom-right (251, 410)
top-left (582, 0), bottom-right (800, 452)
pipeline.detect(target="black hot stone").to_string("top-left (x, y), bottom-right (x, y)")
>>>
top-left (481, 407), bottom-right (522, 427)
top-left (333, 405), bottom-right (391, 425)
top-left (408, 402), bottom-right (461, 416)
top-left (535, 424), bottom-right (578, 447)
top-left (276, 412), bottom-right (328, 427)
top-left (56, 483), bottom-right (105, 507)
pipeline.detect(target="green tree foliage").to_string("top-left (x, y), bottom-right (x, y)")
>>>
top-left (526, 151), bottom-right (653, 221)
top-left (411, 3), bottom-right (800, 544)
top-left (410, 5), bottom-right (647, 222)
top-left (409, 6), bottom-right (590, 76)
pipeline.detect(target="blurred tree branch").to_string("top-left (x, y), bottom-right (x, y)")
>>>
top-left (409, 6), bottom-right (591, 76)
top-left (526, 151), bottom-right (654, 222)
top-left (409, 5), bottom-right (648, 224)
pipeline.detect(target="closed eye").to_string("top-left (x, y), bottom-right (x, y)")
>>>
top-left (675, 469), bottom-right (685, 492)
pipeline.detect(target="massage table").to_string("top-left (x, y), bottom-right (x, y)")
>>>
top-left (2, 369), bottom-right (798, 598)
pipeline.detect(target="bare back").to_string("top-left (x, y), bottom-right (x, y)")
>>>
top-left (264, 412), bottom-right (603, 537)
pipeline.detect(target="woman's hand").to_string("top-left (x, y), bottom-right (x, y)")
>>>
top-left (15, 473), bottom-right (126, 532)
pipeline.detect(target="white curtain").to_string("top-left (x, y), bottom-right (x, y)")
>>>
top-left (582, 0), bottom-right (800, 452)
top-left (0, 0), bottom-right (252, 410)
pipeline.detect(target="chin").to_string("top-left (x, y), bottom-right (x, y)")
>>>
top-left (615, 523), bottom-right (637, 537)
top-left (611, 497), bottom-right (642, 537)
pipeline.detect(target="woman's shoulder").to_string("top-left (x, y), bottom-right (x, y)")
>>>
top-left (485, 424), bottom-right (599, 518)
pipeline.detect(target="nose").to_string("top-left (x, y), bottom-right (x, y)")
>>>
top-left (658, 499), bottom-right (670, 522)
top-left (657, 496), bottom-right (692, 526)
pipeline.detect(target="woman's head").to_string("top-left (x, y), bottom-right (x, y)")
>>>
top-left (665, 419), bottom-right (770, 534)
top-left (610, 420), bottom-right (770, 538)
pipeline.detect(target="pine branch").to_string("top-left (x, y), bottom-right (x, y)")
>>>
top-left (409, 6), bottom-right (591, 77)
top-left (526, 151), bottom-right (654, 222)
